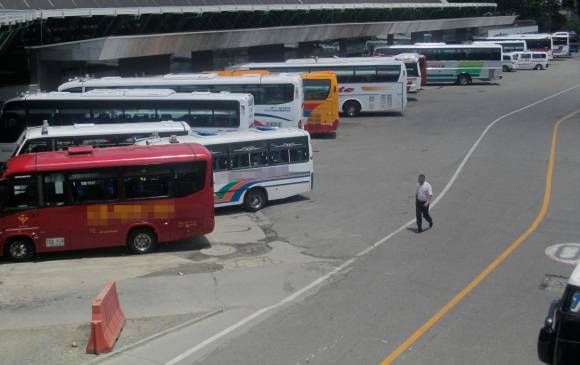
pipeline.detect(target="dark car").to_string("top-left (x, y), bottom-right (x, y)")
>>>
top-left (538, 264), bottom-right (580, 364)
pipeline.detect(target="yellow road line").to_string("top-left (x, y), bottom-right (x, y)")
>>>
top-left (380, 108), bottom-right (580, 365)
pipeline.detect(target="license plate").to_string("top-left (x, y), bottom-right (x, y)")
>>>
top-left (46, 237), bottom-right (65, 248)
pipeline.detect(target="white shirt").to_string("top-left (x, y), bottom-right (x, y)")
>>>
top-left (416, 182), bottom-right (433, 202)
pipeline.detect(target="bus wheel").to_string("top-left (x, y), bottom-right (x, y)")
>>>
top-left (502, 65), bottom-right (509, 72)
top-left (534, 64), bottom-right (543, 70)
top-left (343, 101), bottom-right (361, 118)
top-left (128, 228), bottom-right (158, 254)
top-left (5, 237), bottom-right (35, 262)
top-left (457, 74), bottom-right (471, 86)
top-left (243, 188), bottom-right (267, 212)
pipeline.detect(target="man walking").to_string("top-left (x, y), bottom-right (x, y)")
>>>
top-left (416, 174), bottom-right (433, 233)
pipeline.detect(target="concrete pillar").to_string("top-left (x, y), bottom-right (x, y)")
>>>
top-left (410, 32), bottom-right (423, 44)
top-left (119, 54), bottom-right (170, 77)
top-left (431, 31), bottom-right (444, 42)
top-left (190, 51), bottom-right (214, 72)
top-left (455, 28), bottom-right (469, 42)
top-left (248, 45), bottom-right (286, 62)
top-left (29, 51), bottom-right (64, 91)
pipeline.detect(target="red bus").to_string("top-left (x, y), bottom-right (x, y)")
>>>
top-left (0, 144), bottom-right (214, 261)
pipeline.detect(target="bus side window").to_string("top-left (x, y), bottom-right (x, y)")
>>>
top-left (69, 171), bottom-right (119, 203)
top-left (230, 152), bottom-right (250, 169)
top-left (269, 143), bottom-right (290, 165)
top-left (209, 145), bottom-right (229, 171)
top-left (123, 167), bottom-right (171, 199)
top-left (172, 162), bottom-right (206, 198)
top-left (290, 146), bottom-right (309, 163)
top-left (43, 173), bottom-right (67, 207)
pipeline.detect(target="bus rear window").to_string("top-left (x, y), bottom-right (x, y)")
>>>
top-left (303, 80), bottom-right (331, 101)
top-left (260, 84), bottom-right (294, 105)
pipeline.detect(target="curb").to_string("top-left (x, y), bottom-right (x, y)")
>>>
top-left (79, 308), bottom-right (224, 365)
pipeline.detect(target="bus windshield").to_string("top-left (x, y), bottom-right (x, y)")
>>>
top-left (303, 79), bottom-right (331, 100)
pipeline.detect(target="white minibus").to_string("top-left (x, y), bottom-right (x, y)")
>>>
top-left (5, 120), bottom-right (191, 162)
top-left (513, 52), bottom-right (549, 70)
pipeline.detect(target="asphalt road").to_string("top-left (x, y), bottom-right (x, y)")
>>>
top-left (163, 59), bottom-right (580, 365)
top-left (6, 58), bottom-right (577, 365)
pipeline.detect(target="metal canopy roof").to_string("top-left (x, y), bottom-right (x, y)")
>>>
top-left (29, 15), bottom-right (516, 61)
top-left (1, 0), bottom-right (457, 10)
top-left (1, 2), bottom-right (497, 26)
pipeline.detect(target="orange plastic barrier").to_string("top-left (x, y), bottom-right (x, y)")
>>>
top-left (86, 281), bottom-right (126, 354)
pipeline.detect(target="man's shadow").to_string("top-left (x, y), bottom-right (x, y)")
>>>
top-left (406, 227), bottom-right (431, 234)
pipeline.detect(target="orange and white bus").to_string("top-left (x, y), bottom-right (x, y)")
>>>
top-left (220, 70), bottom-right (340, 134)
top-left (0, 143), bottom-right (214, 261)
top-left (301, 72), bottom-right (340, 134)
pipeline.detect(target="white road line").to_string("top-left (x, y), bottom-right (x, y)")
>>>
top-left (165, 83), bottom-right (580, 365)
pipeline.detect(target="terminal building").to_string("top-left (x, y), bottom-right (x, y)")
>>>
top-left (0, 0), bottom-right (515, 98)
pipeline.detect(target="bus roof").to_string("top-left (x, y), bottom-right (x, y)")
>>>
top-left (472, 40), bottom-right (526, 44)
top-left (485, 34), bottom-right (551, 40)
top-left (388, 44), bottom-right (502, 49)
top-left (233, 57), bottom-right (405, 68)
top-left (58, 73), bottom-right (301, 91)
top-left (8, 89), bottom-right (254, 103)
top-left (3, 143), bottom-right (209, 177)
top-left (22, 121), bottom-right (191, 140)
top-left (139, 127), bottom-right (310, 147)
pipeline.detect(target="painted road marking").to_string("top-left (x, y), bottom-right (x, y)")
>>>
top-left (545, 243), bottom-right (580, 265)
top-left (164, 84), bottom-right (580, 365)
top-left (379, 108), bottom-right (580, 365)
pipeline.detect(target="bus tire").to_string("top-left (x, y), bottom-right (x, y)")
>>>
top-left (243, 188), bottom-right (267, 212)
top-left (342, 101), bottom-right (361, 118)
top-left (5, 237), bottom-right (35, 262)
top-left (127, 227), bottom-right (158, 254)
top-left (534, 64), bottom-right (543, 70)
top-left (457, 74), bottom-right (471, 86)
top-left (502, 65), bottom-right (509, 72)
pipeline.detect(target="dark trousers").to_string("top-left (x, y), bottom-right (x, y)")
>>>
top-left (416, 200), bottom-right (433, 229)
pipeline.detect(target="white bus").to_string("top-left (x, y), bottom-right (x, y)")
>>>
top-left (58, 73), bottom-right (303, 129)
top-left (473, 40), bottom-right (527, 53)
top-left (5, 121), bottom-right (191, 162)
top-left (377, 44), bottom-right (503, 85)
top-left (552, 32), bottom-right (571, 57)
top-left (477, 34), bottom-right (553, 58)
top-left (230, 58), bottom-right (407, 117)
top-left (0, 89), bottom-right (254, 158)
top-left (137, 127), bottom-right (313, 211)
